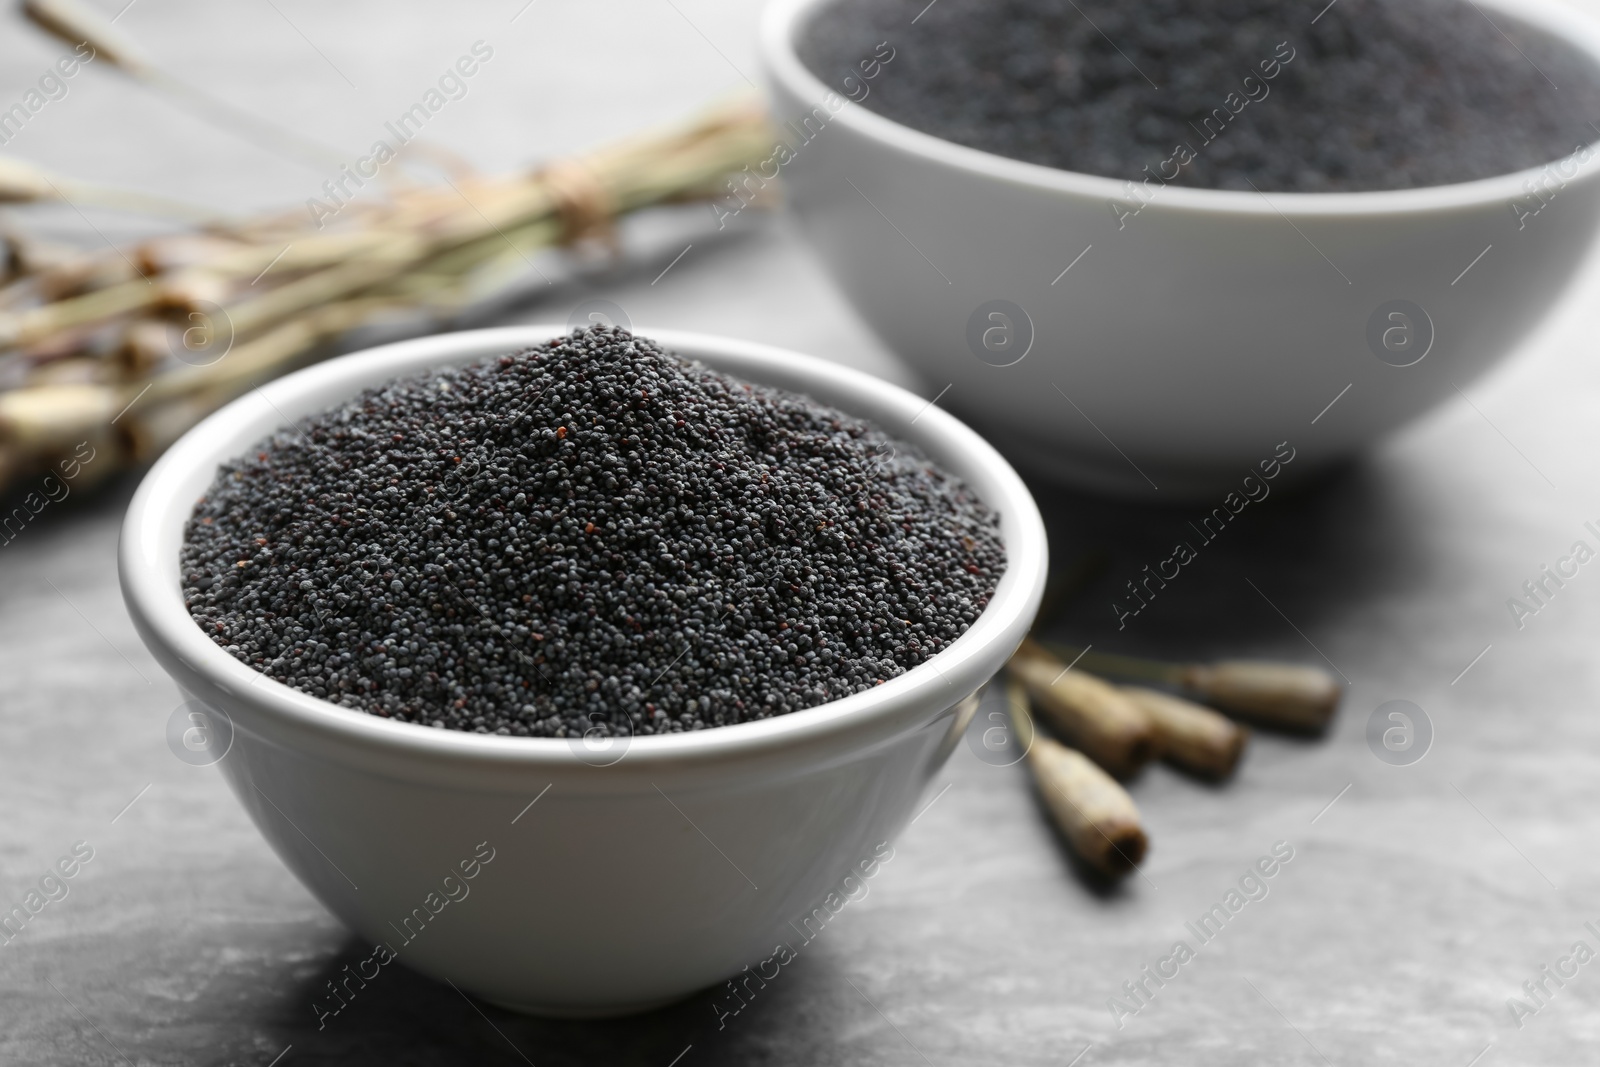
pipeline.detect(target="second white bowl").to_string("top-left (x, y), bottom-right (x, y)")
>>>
top-left (761, 0), bottom-right (1600, 498)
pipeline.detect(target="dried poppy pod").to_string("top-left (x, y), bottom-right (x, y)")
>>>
top-left (1179, 661), bottom-right (1342, 734)
top-left (1121, 686), bottom-right (1249, 780)
top-left (1008, 679), bottom-right (1148, 876)
top-left (1007, 638), bottom-right (1156, 778)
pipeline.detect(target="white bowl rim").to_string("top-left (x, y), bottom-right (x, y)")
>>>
top-left (760, 0), bottom-right (1600, 217)
top-left (120, 325), bottom-right (1047, 771)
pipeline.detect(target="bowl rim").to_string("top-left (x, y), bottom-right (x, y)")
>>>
top-left (759, 0), bottom-right (1600, 217)
top-left (119, 325), bottom-right (1047, 773)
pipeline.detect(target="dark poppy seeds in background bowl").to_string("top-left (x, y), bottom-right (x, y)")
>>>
top-left (800, 0), bottom-right (1600, 192)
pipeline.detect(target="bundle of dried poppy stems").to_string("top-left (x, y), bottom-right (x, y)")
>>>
top-left (1003, 637), bottom-right (1341, 877)
top-left (0, 0), bottom-right (778, 499)
top-left (0, 89), bottom-right (772, 498)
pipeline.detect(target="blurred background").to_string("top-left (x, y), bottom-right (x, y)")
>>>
top-left (4, 1), bottom-right (1600, 1064)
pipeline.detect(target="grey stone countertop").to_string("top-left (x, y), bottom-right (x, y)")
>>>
top-left (4, 1), bottom-right (1600, 1064)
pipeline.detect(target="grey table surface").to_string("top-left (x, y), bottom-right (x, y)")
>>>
top-left (5, 1), bottom-right (1600, 1064)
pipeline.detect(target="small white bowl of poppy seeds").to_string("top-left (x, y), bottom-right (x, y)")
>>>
top-left (762, 0), bottom-right (1600, 497)
top-left (120, 325), bottom-right (1047, 1015)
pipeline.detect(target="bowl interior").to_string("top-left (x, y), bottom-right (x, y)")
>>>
top-left (121, 326), bottom-right (1047, 773)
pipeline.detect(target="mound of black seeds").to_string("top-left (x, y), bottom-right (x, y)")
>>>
top-left (800, 0), bottom-right (1600, 192)
top-left (182, 327), bottom-right (1004, 737)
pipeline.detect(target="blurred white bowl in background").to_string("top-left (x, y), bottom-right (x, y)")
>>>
top-left (761, 0), bottom-right (1600, 498)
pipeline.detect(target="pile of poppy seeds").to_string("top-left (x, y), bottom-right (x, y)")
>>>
top-left (800, 0), bottom-right (1600, 192)
top-left (182, 328), bottom-right (1004, 736)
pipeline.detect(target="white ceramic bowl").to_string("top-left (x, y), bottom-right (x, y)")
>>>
top-left (760, 0), bottom-right (1600, 498)
top-left (119, 326), bottom-right (1046, 1016)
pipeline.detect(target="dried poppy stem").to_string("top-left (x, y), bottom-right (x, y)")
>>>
top-left (1178, 661), bottom-right (1342, 734)
top-left (1007, 638), bottom-right (1156, 779)
top-left (23, 0), bottom-right (348, 172)
top-left (1008, 679), bottom-right (1148, 876)
top-left (0, 380), bottom-right (121, 451)
top-left (1120, 686), bottom-right (1249, 779)
top-left (0, 155), bottom-right (219, 220)
top-left (1037, 641), bottom-right (1178, 685)
top-left (1039, 640), bottom-right (1343, 734)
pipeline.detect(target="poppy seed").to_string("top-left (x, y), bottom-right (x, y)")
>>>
top-left (181, 328), bottom-right (1005, 738)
